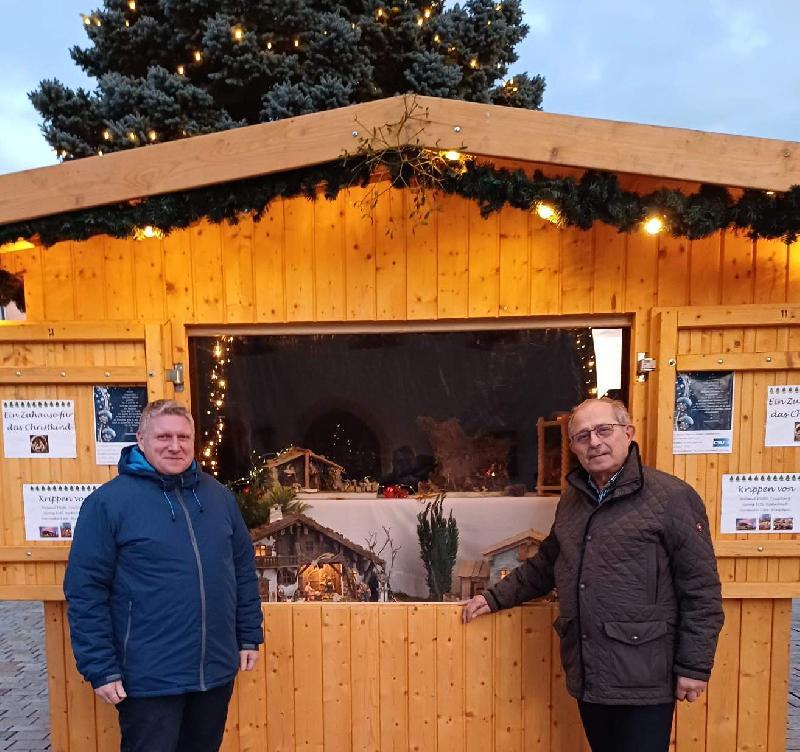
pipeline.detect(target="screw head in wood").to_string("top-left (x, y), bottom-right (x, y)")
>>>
top-left (453, 125), bottom-right (461, 133)
top-left (60, 371), bottom-right (66, 377)
top-left (757, 545), bottom-right (764, 552)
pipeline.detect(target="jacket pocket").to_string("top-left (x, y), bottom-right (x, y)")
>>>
top-left (602, 620), bottom-right (669, 689)
top-left (122, 601), bottom-right (133, 667)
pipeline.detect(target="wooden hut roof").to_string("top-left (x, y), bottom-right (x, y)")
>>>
top-left (250, 512), bottom-right (384, 566)
top-left (265, 447), bottom-right (344, 470)
top-left (2, 95), bottom-right (799, 226)
top-left (481, 528), bottom-right (547, 558)
top-left (455, 559), bottom-right (490, 580)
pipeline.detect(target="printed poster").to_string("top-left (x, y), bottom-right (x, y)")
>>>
top-left (673, 372), bottom-right (734, 455)
top-left (2, 400), bottom-right (76, 459)
top-left (765, 385), bottom-right (800, 447)
top-left (94, 386), bottom-right (148, 465)
top-left (23, 483), bottom-right (99, 541)
top-left (721, 473), bottom-right (800, 534)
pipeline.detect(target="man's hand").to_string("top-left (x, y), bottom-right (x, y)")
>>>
top-left (675, 675), bottom-right (707, 702)
top-left (461, 594), bottom-right (491, 624)
top-left (94, 680), bottom-right (127, 705)
top-left (240, 649), bottom-right (259, 671)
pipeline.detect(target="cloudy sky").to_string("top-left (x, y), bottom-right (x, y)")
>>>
top-left (1, 0), bottom-right (798, 175)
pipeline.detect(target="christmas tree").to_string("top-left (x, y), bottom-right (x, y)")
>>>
top-left (30, 0), bottom-right (544, 160)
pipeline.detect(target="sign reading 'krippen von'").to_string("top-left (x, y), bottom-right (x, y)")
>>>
top-left (2, 400), bottom-right (76, 459)
top-left (23, 484), bottom-right (99, 541)
top-left (721, 474), bottom-right (800, 534)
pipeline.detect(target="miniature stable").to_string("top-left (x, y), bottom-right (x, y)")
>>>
top-left (0, 95), bottom-right (799, 751)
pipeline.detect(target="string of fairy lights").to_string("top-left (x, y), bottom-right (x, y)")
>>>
top-left (65, 1), bottom-right (516, 160)
top-left (200, 336), bottom-right (233, 477)
top-left (573, 330), bottom-right (599, 399)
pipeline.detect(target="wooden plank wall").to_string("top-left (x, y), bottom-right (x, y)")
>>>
top-left (3, 183), bottom-right (797, 440)
top-left (3, 184), bottom-right (799, 751)
top-left (42, 599), bottom-right (791, 752)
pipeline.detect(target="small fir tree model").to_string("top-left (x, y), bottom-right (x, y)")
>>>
top-left (31, 0), bottom-right (544, 160)
top-left (417, 493), bottom-right (459, 601)
top-left (233, 475), bottom-right (309, 528)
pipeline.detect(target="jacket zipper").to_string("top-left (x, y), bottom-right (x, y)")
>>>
top-left (176, 489), bottom-right (207, 691)
top-left (123, 600), bottom-right (132, 666)
top-left (574, 484), bottom-right (639, 699)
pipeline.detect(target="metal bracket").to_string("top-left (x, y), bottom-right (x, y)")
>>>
top-left (165, 362), bottom-right (185, 392)
top-left (636, 352), bottom-right (657, 382)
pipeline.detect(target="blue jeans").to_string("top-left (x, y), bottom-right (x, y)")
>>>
top-left (116, 681), bottom-right (234, 752)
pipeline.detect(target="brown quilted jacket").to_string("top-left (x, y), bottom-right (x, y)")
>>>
top-left (484, 443), bottom-right (724, 705)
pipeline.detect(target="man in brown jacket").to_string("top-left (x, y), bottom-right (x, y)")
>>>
top-left (462, 398), bottom-right (724, 752)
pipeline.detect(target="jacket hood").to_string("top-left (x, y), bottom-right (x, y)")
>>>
top-left (118, 444), bottom-right (200, 490)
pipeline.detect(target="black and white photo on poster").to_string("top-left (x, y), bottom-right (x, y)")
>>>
top-left (673, 371), bottom-right (734, 454)
top-left (93, 386), bottom-right (148, 465)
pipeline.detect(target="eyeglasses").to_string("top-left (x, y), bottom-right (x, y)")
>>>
top-left (569, 423), bottom-right (628, 446)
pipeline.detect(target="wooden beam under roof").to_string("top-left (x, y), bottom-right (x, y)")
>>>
top-left (1, 95), bottom-right (799, 226)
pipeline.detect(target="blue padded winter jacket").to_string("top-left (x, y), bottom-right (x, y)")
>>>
top-left (64, 445), bottom-right (263, 697)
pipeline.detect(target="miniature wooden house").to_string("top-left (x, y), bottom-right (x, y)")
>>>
top-left (481, 528), bottom-right (547, 587)
top-left (264, 446), bottom-right (344, 491)
top-left (250, 512), bottom-right (383, 601)
top-left (454, 559), bottom-right (490, 599)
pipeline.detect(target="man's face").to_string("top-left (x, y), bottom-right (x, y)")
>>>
top-left (569, 401), bottom-right (634, 479)
top-left (137, 414), bottom-right (195, 476)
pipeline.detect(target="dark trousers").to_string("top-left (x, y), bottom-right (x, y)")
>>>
top-left (116, 681), bottom-right (234, 752)
top-left (578, 700), bottom-right (675, 752)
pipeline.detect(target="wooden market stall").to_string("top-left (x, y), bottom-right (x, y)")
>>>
top-left (0, 95), bottom-right (799, 751)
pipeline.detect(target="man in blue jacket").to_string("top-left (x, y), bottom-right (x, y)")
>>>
top-left (65, 399), bottom-right (263, 752)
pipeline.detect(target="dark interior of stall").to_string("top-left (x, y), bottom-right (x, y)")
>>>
top-left (190, 327), bottom-right (628, 491)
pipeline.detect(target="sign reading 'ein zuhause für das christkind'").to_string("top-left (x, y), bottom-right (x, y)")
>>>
top-left (765, 385), bottom-right (800, 446)
top-left (2, 400), bottom-right (76, 459)
top-left (721, 474), bottom-right (800, 534)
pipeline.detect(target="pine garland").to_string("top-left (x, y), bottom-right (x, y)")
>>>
top-left (2, 150), bottom-right (799, 247)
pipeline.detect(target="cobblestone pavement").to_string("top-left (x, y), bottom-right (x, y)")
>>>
top-left (0, 600), bottom-right (798, 751)
top-left (789, 600), bottom-right (800, 750)
top-left (0, 603), bottom-right (49, 751)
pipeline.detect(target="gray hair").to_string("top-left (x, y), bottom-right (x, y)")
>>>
top-left (138, 399), bottom-right (194, 435)
top-left (568, 397), bottom-right (632, 433)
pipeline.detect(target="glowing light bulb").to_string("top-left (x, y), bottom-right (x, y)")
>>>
top-left (82, 14), bottom-right (91, 25)
top-left (102, 129), bottom-right (112, 141)
top-left (643, 216), bottom-right (664, 235)
top-left (127, 131), bottom-right (138, 142)
top-left (442, 150), bottom-right (461, 162)
top-left (232, 26), bottom-right (244, 41)
top-left (293, 38), bottom-right (299, 47)
top-left (176, 64), bottom-right (185, 75)
top-left (535, 203), bottom-right (558, 223)
top-left (128, 0), bottom-right (136, 9)
top-left (147, 130), bottom-right (157, 142)
top-left (423, 7), bottom-right (432, 18)
top-left (434, 34), bottom-right (441, 42)
top-left (469, 58), bottom-right (478, 68)
top-left (376, 8), bottom-right (384, 17)
top-left (193, 50), bottom-right (203, 62)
